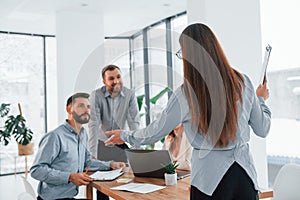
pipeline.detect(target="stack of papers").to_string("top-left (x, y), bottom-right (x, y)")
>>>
top-left (111, 183), bottom-right (165, 194)
top-left (90, 169), bottom-right (123, 181)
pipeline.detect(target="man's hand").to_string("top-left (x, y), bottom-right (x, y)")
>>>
top-left (105, 130), bottom-right (125, 145)
top-left (68, 173), bottom-right (93, 186)
top-left (256, 79), bottom-right (269, 100)
top-left (110, 161), bottom-right (126, 170)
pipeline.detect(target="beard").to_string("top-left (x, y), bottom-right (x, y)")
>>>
top-left (72, 111), bottom-right (90, 124)
top-left (110, 82), bottom-right (123, 94)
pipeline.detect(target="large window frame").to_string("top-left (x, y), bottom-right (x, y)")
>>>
top-left (0, 31), bottom-right (55, 176)
top-left (105, 11), bottom-right (187, 126)
top-left (260, 2), bottom-right (300, 156)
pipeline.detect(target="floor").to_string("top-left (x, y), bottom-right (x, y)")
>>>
top-left (0, 174), bottom-right (92, 200)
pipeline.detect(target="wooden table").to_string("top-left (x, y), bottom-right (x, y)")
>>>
top-left (86, 172), bottom-right (273, 200)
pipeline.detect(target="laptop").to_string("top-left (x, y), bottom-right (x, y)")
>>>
top-left (97, 140), bottom-right (128, 163)
top-left (125, 149), bottom-right (190, 179)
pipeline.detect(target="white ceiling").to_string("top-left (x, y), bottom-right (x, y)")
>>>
top-left (0, 0), bottom-right (186, 36)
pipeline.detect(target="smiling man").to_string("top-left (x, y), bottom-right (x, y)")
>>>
top-left (30, 92), bottom-right (125, 200)
top-left (88, 65), bottom-right (140, 158)
top-left (88, 65), bottom-right (140, 200)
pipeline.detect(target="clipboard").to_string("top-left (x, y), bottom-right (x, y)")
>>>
top-left (259, 44), bottom-right (272, 85)
top-left (90, 169), bottom-right (124, 181)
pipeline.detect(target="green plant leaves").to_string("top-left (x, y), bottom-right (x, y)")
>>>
top-left (0, 106), bottom-right (33, 146)
top-left (0, 103), bottom-right (10, 117)
top-left (162, 162), bottom-right (179, 174)
top-left (12, 115), bottom-right (33, 145)
top-left (136, 86), bottom-right (171, 111)
top-left (137, 95), bottom-right (145, 111)
top-left (0, 129), bottom-right (11, 145)
top-left (149, 87), bottom-right (171, 104)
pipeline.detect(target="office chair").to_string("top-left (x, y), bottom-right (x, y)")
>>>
top-left (17, 176), bottom-right (36, 200)
top-left (17, 192), bottom-right (35, 200)
top-left (272, 163), bottom-right (300, 200)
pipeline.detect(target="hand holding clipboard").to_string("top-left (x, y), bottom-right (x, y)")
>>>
top-left (259, 44), bottom-right (272, 85)
top-left (256, 44), bottom-right (272, 100)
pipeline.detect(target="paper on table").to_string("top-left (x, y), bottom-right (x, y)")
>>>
top-left (90, 169), bottom-right (123, 181)
top-left (111, 183), bottom-right (166, 194)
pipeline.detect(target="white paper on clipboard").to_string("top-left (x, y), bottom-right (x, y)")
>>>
top-left (90, 169), bottom-right (123, 181)
top-left (259, 44), bottom-right (272, 85)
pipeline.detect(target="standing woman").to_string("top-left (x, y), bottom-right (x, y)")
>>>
top-left (105, 23), bottom-right (271, 200)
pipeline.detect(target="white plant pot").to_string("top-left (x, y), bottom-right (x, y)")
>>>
top-left (164, 173), bottom-right (177, 185)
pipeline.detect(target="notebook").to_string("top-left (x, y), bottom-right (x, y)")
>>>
top-left (125, 149), bottom-right (190, 179)
top-left (90, 169), bottom-right (124, 181)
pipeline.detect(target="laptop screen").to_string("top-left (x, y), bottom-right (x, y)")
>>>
top-left (125, 149), bottom-right (190, 179)
top-left (97, 140), bottom-right (128, 163)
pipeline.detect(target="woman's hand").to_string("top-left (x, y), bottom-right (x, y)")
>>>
top-left (256, 79), bottom-right (269, 100)
top-left (110, 161), bottom-right (126, 170)
top-left (105, 130), bottom-right (124, 145)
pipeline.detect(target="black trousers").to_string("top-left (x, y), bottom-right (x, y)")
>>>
top-left (190, 162), bottom-right (258, 200)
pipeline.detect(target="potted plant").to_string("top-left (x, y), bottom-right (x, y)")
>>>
top-left (162, 162), bottom-right (179, 185)
top-left (0, 103), bottom-right (34, 155)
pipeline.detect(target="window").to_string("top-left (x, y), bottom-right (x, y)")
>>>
top-left (46, 37), bottom-right (58, 131)
top-left (132, 35), bottom-right (146, 127)
top-left (260, 0), bottom-right (300, 186)
top-left (101, 12), bottom-right (187, 148)
top-left (148, 23), bottom-right (168, 121)
top-left (104, 39), bottom-right (131, 87)
top-left (0, 33), bottom-right (46, 175)
top-left (171, 14), bottom-right (187, 89)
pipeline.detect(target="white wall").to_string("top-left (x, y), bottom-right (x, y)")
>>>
top-left (56, 11), bottom-right (104, 122)
top-left (187, 0), bottom-right (268, 188)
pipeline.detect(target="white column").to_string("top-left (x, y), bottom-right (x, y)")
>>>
top-left (187, 0), bottom-right (268, 188)
top-left (56, 11), bottom-right (104, 122)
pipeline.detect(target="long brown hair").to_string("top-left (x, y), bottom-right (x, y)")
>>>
top-left (179, 23), bottom-right (244, 147)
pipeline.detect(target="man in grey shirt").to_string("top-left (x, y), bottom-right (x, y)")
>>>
top-left (88, 65), bottom-right (140, 200)
top-left (88, 64), bottom-right (140, 159)
top-left (30, 92), bottom-right (125, 200)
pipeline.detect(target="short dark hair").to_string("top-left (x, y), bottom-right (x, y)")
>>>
top-left (66, 92), bottom-right (90, 106)
top-left (101, 64), bottom-right (120, 79)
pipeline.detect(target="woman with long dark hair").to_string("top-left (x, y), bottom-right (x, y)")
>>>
top-left (105, 23), bottom-right (271, 199)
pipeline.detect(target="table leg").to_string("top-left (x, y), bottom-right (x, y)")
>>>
top-left (86, 183), bottom-right (93, 200)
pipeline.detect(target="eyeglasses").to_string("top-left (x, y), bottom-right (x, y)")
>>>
top-left (175, 49), bottom-right (182, 59)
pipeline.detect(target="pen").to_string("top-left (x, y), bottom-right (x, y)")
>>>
top-left (84, 166), bottom-right (90, 175)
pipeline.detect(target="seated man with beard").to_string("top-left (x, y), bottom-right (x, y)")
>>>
top-left (30, 92), bottom-right (125, 200)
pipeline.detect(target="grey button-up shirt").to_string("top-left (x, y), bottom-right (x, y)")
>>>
top-left (30, 121), bottom-right (111, 200)
top-left (88, 86), bottom-right (140, 157)
top-left (121, 74), bottom-right (271, 195)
